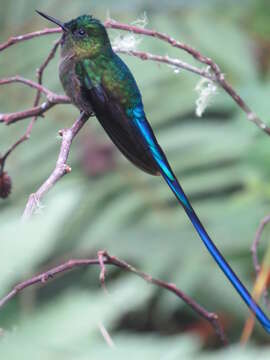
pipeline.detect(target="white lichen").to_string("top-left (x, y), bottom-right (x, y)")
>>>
top-left (112, 33), bottom-right (142, 53)
top-left (168, 64), bottom-right (181, 74)
top-left (131, 12), bottom-right (148, 29)
top-left (111, 13), bottom-right (148, 53)
top-left (195, 67), bottom-right (217, 117)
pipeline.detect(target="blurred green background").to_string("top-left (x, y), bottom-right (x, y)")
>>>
top-left (1, 0), bottom-right (270, 358)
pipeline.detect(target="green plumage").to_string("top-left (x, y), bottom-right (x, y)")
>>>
top-left (59, 15), bottom-right (140, 111)
top-left (57, 14), bottom-right (159, 174)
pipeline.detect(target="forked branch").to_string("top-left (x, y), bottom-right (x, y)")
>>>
top-left (22, 111), bottom-right (89, 220)
top-left (0, 250), bottom-right (227, 345)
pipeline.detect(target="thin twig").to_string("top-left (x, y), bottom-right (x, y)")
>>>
top-left (22, 112), bottom-right (89, 220)
top-left (240, 267), bottom-right (269, 344)
top-left (33, 39), bottom-right (60, 121)
top-left (0, 76), bottom-right (56, 98)
top-left (98, 321), bottom-right (116, 348)
top-left (0, 41), bottom-right (62, 174)
top-left (241, 237), bottom-right (270, 344)
top-left (251, 214), bottom-right (270, 307)
top-left (251, 214), bottom-right (270, 274)
top-left (33, 39), bottom-right (61, 118)
top-left (0, 120), bottom-right (36, 174)
top-left (0, 250), bottom-right (227, 345)
top-left (0, 98), bottom-right (69, 125)
top-left (0, 27), bottom-right (61, 52)
top-left (241, 214), bottom-right (270, 342)
top-left (0, 76), bottom-right (70, 125)
top-left (0, 76), bottom-right (70, 124)
top-left (116, 49), bottom-right (214, 80)
top-left (0, 40), bottom-right (62, 167)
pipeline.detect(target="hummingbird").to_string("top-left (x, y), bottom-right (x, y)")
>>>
top-left (37, 10), bottom-right (270, 333)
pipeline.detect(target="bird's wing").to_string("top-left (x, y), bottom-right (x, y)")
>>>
top-left (76, 58), bottom-right (159, 176)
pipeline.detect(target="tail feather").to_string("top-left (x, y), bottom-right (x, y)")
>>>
top-left (160, 151), bottom-right (270, 332)
top-left (139, 117), bottom-right (270, 332)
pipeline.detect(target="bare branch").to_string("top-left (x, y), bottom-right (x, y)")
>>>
top-left (0, 76), bottom-right (56, 98)
top-left (251, 214), bottom-right (270, 308)
top-left (0, 121), bottom-right (35, 173)
top-left (33, 39), bottom-right (61, 118)
top-left (0, 41), bottom-right (62, 173)
top-left (251, 214), bottom-right (270, 274)
top-left (0, 76), bottom-right (70, 125)
top-left (0, 98), bottom-right (69, 125)
top-left (98, 322), bottom-right (115, 348)
top-left (22, 112), bottom-right (89, 220)
top-left (117, 49), bottom-right (214, 80)
top-left (0, 250), bottom-right (227, 345)
top-left (0, 27), bottom-right (60, 52)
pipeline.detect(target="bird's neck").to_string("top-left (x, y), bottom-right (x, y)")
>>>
top-left (60, 34), bottom-right (113, 63)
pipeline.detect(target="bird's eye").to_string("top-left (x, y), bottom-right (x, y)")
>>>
top-left (77, 28), bottom-right (86, 37)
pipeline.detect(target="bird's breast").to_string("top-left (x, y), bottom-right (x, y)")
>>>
top-left (59, 56), bottom-right (93, 115)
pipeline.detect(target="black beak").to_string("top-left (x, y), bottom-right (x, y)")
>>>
top-left (36, 10), bottom-right (68, 32)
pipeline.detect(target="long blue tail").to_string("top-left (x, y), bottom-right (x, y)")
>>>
top-left (135, 116), bottom-right (270, 333)
top-left (162, 163), bottom-right (270, 332)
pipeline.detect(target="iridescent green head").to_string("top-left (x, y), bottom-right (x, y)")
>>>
top-left (36, 11), bottom-right (111, 58)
